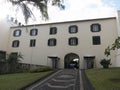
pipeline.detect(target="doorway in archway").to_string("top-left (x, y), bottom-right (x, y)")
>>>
top-left (64, 53), bottom-right (80, 69)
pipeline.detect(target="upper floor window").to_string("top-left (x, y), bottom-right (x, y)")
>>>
top-left (12, 40), bottom-right (19, 47)
top-left (13, 29), bottom-right (21, 37)
top-left (30, 39), bottom-right (36, 47)
top-left (91, 24), bottom-right (101, 32)
top-left (50, 27), bottom-right (57, 35)
top-left (48, 38), bottom-right (56, 46)
top-left (92, 36), bottom-right (101, 45)
top-left (30, 29), bottom-right (38, 36)
top-left (69, 37), bottom-right (78, 46)
top-left (69, 25), bottom-right (78, 33)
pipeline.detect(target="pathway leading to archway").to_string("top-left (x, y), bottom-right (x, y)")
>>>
top-left (25, 69), bottom-right (80, 90)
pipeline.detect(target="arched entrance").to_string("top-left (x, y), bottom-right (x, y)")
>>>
top-left (64, 53), bottom-right (80, 69)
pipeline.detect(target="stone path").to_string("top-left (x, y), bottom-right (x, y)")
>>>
top-left (25, 69), bottom-right (80, 90)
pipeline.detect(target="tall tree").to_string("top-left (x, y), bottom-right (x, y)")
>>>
top-left (7, 0), bottom-right (65, 24)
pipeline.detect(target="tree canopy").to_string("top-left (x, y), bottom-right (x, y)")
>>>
top-left (7, 0), bottom-right (65, 24)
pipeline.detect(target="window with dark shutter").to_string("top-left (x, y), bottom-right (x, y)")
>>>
top-left (13, 29), bottom-right (21, 37)
top-left (30, 39), bottom-right (36, 47)
top-left (69, 37), bottom-right (78, 46)
top-left (92, 36), bottom-right (101, 45)
top-left (12, 40), bottom-right (19, 47)
top-left (50, 27), bottom-right (57, 35)
top-left (30, 29), bottom-right (38, 36)
top-left (91, 24), bottom-right (101, 32)
top-left (69, 25), bottom-right (78, 33)
top-left (48, 38), bottom-right (56, 46)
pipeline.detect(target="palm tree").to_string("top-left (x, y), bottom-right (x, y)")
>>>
top-left (7, 53), bottom-right (23, 73)
top-left (0, 52), bottom-right (6, 73)
top-left (7, 0), bottom-right (65, 24)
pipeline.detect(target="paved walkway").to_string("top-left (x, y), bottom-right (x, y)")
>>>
top-left (25, 69), bottom-right (82, 90)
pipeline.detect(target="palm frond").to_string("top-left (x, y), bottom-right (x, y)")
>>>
top-left (52, 0), bottom-right (65, 9)
top-left (20, 2), bottom-right (34, 23)
top-left (7, 0), bottom-right (65, 23)
top-left (33, 0), bottom-right (48, 20)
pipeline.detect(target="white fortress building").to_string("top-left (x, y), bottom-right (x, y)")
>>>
top-left (1, 11), bottom-right (120, 69)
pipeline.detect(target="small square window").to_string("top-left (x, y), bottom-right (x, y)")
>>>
top-left (30, 39), bottom-right (36, 47)
top-left (48, 38), bottom-right (56, 46)
top-left (13, 29), bottom-right (21, 37)
top-left (50, 27), bottom-right (57, 35)
top-left (91, 24), bottom-right (101, 32)
top-left (69, 25), bottom-right (78, 33)
top-left (12, 40), bottom-right (19, 47)
top-left (30, 29), bottom-right (38, 36)
top-left (92, 36), bottom-right (101, 45)
top-left (69, 37), bottom-right (78, 46)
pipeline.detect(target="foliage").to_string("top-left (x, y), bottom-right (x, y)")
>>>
top-left (0, 55), bottom-right (6, 62)
top-left (86, 68), bottom-right (120, 90)
top-left (7, 0), bottom-right (65, 23)
top-left (30, 66), bottom-right (53, 73)
top-left (100, 59), bottom-right (111, 68)
top-left (104, 37), bottom-right (120, 57)
top-left (6, 53), bottom-right (23, 73)
top-left (102, 37), bottom-right (120, 68)
top-left (0, 53), bottom-right (23, 74)
top-left (104, 46), bottom-right (111, 57)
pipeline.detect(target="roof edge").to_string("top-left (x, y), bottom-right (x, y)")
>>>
top-left (10, 17), bottom-right (116, 28)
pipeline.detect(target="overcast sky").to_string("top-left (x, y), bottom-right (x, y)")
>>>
top-left (0, 0), bottom-right (120, 25)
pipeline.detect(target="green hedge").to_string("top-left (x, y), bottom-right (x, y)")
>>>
top-left (29, 66), bottom-right (53, 73)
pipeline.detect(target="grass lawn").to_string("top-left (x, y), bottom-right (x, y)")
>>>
top-left (0, 71), bottom-right (52, 90)
top-left (86, 67), bottom-right (120, 90)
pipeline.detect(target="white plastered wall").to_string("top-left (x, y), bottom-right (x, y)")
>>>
top-left (8, 18), bottom-right (118, 69)
top-left (116, 11), bottom-right (120, 67)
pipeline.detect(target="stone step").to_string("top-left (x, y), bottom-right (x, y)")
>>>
top-left (48, 79), bottom-right (75, 86)
top-left (40, 83), bottom-right (75, 90)
top-left (52, 78), bottom-right (75, 82)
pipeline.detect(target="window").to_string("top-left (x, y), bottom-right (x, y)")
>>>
top-left (30, 29), bottom-right (38, 36)
top-left (69, 25), bottom-right (78, 33)
top-left (12, 40), bottom-right (19, 47)
top-left (91, 24), bottom-right (101, 32)
top-left (30, 39), bottom-right (36, 47)
top-left (50, 27), bottom-right (57, 35)
top-left (13, 29), bottom-right (21, 36)
top-left (92, 36), bottom-right (101, 45)
top-left (48, 38), bottom-right (56, 46)
top-left (69, 37), bottom-right (78, 46)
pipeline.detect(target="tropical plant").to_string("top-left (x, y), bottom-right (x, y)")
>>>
top-left (100, 59), bottom-right (111, 68)
top-left (7, 0), bottom-right (65, 23)
top-left (6, 53), bottom-right (23, 73)
top-left (0, 52), bottom-right (7, 74)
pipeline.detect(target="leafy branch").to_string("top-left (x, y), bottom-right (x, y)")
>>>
top-left (104, 37), bottom-right (120, 57)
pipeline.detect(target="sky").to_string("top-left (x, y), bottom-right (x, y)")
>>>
top-left (0, 0), bottom-right (120, 25)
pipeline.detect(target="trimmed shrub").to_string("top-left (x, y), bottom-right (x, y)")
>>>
top-left (100, 59), bottom-right (111, 68)
top-left (30, 66), bottom-right (53, 73)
